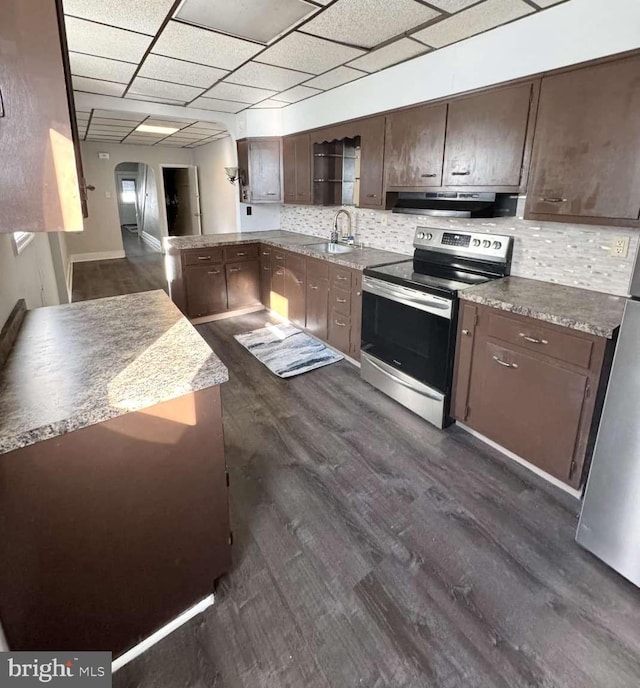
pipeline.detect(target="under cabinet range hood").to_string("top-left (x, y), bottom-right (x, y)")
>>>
top-left (392, 192), bottom-right (518, 218)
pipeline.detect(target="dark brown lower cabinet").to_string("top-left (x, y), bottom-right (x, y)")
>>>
top-left (285, 253), bottom-right (306, 328)
top-left (453, 302), bottom-right (613, 488)
top-left (306, 260), bottom-right (329, 340)
top-left (225, 260), bottom-right (261, 310)
top-left (185, 264), bottom-right (227, 318)
top-left (270, 253), bottom-right (287, 318)
top-left (260, 259), bottom-right (271, 309)
top-left (328, 309), bottom-right (351, 353)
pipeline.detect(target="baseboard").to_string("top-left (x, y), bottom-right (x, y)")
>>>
top-left (112, 594), bottom-right (214, 673)
top-left (141, 231), bottom-right (162, 252)
top-left (71, 250), bottom-right (125, 263)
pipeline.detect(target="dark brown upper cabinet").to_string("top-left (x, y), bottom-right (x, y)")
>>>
top-left (358, 116), bottom-right (386, 209)
top-left (283, 133), bottom-right (312, 204)
top-left (384, 103), bottom-right (447, 190)
top-left (526, 54), bottom-right (640, 227)
top-left (237, 138), bottom-right (282, 203)
top-left (442, 81), bottom-right (536, 190)
top-left (1, 0), bottom-right (84, 233)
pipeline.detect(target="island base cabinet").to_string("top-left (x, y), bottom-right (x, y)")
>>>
top-left (185, 264), bottom-right (227, 318)
top-left (225, 260), bottom-right (261, 310)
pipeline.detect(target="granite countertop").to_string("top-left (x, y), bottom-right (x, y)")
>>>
top-left (0, 290), bottom-right (228, 455)
top-left (164, 231), bottom-right (410, 271)
top-left (460, 276), bottom-right (626, 338)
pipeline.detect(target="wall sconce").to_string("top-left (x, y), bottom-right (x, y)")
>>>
top-left (224, 166), bottom-right (239, 184)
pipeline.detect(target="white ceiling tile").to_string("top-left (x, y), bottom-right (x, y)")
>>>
top-left (88, 127), bottom-right (131, 134)
top-left (190, 97), bottom-right (250, 113)
top-left (347, 37), bottom-right (430, 72)
top-left (304, 66), bottom-right (364, 90)
top-left (303, 0), bottom-right (440, 49)
top-left (64, 17), bottom-right (152, 62)
top-left (427, 0), bottom-right (484, 11)
top-left (226, 62), bottom-right (311, 91)
top-left (76, 113), bottom-right (90, 122)
top-left (204, 82), bottom-right (277, 104)
top-left (250, 99), bottom-right (287, 109)
top-left (140, 54), bottom-right (228, 88)
top-left (412, 0), bottom-right (535, 48)
top-left (175, 0), bottom-right (317, 44)
top-left (121, 139), bottom-right (157, 145)
top-left (272, 85), bottom-right (322, 103)
top-left (162, 131), bottom-right (211, 139)
top-left (69, 52), bottom-right (137, 83)
top-left (184, 125), bottom-right (226, 134)
top-left (129, 77), bottom-right (204, 102)
top-left (125, 94), bottom-right (187, 106)
top-left (256, 32), bottom-right (364, 75)
top-left (72, 76), bottom-right (126, 96)
top-left (93, 110), bottom-right (146, 121)
top-left (528, 0), bottom-right (567, 6)
top-left (156, 139), bottom-right (190, 146)
top-left (144, 118), bottom-right (195, 127)
top-left (153, 21), bottom-right (262, 70)
top-left (63, 0), bottom-right (175, 35)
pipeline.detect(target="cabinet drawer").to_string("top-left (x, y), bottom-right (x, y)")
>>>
top-left (183, 247), bottom-right (223, 266)
top-left (272, 250), bottom-right (286, 263)
top-left (330, 265), bottom-right (352, 289)
top-left (260, 245), bottom-right (272, 259)
top-left (306, 258), bottom-right (329, 280)
top-left (328, 309), bottom-right (351, 354)
top-left (330, 286), bottom-right (351, 316)
top-left (488, 312), bottom-right (593, 369)
top-left (224, 244), bottom-right (258, 262)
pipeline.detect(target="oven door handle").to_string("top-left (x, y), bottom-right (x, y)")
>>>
top-left (363, 276), bottom-right (452, 319)
top-left (364, 355), bottom-right (444, 402)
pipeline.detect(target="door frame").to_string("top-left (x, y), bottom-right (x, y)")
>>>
top-left (115, 170), bottom-right (141, 235)
top-left (158, 164), bottom-right (202, 239)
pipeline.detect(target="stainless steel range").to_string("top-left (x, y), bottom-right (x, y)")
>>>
top-left (361, 227), bottom-right (513, 428)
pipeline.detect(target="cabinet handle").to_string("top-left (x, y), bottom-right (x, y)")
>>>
top-left (229, 267), bottom-right (241, 273)
top-left (236, 251), bottom-right (247, 256)
top-left (420, 173), bottom-right (436, 178)
top-left (366, 194), bottom-right (376, 198)
top-left (519, 333), bottom-right (548, 345)
top-left (542, 197), bottom-right (568, 203)
top-left (334, 320), bottom-right (347, 327)
top-left (266, 192), bottom-right (277, 196)
top-left (197, 255), bottom-right (211, 260)
top-left (276, 270), bottom-right (284, 276)
top-left (276, 255), bottom-right (284, 260)
top-left (461, 328), bottom-right (470, 336)
top-left (493, 355), bottom-right (518, 369)
top-left (451, 171), bottom-right (470, 176)
top-left (336, 297), bottom-right (347, 303)
top-left (295, 278), bottom-right (303, 284)
top-left (309, 284), bottom-right (318, 290)
top-left (337, 275), bottom-right (348, 281)
top-left (207, 269), bottom-right (220, 275)
top-left (262, 251), bottom-right (270, 256)
top-left (263, 266), bottom-right (270, 271)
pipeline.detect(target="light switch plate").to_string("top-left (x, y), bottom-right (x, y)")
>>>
top-left (611, 236), bottom-right (630, 258)
top-left (105, 191), bottom-right (112, 199)
top-left (98, 152), bottom-right (110, 159)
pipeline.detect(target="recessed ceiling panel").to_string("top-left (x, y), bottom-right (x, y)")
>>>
top-left (129, 77), bottom-right (204, 102)
top-left (69, 52), bottom-right (138, 84)
top-left (175, 0), bottom-right (317, 44)
top-left (204, 82), bottom-right (278, 104)
top-left (190, 97), bottom-right (250, 113)
top-left (303, 0), bottom-right (440, 49)
top-left (62, 0), bottom-right (175, 35)
top-left (347, 37), bottom-right (430, 73)
top-left (228, 62), bottom-right (312, 91)
top-left (251, 99), bottom-right (287, 109)
top-left (412, 0), bottom-right (534, 48)
top-left (304, 66), bottom-right (364, 90)
top-left (72, 76), bottom-right (127, 97)
top-left (153, 21), bottom-right (263, 70)
top-left (64, 17), bottom-right (152, 62)
top-left (272, 85), bottom-right (322, 103)
top-left (256, 32), bottom-right (364, 75)
top-left (140, 54), bottom-right (228, 88)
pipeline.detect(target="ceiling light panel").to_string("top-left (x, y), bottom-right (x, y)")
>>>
top-left (251, 99), bottom-right (287, 109)
top-left (190, 97), bottom-right (250, 113)
top-left (136, 124), bottom-right (180, 134)
top-left (69, 53), bottom-right (138, 84)
top-left (273, 85), bottom-right (322, 103)
top-left (139, 54), bottom-right (228, 89)
top-left (256, 32), bottom-right (364, 74)
top-left (129, 77), bottom-right (204, 102)
top-left (303, 0), bottom-right (440, 49)
top-left (304, 66), bottom-right (364, 90)
top-left (204, 82), bottom-right (277, 104)
top-left (72, 76), bottom-right (127, 97)
top-left (412, 0), bottom-right (534, 48)
top-left (227, 62), bottom-right (312, 91)
top-left (175, 0), bottom-right (317, 44)
top-left (62, 0), bottom-right (175, 35)
top-left (64, 17), bottom-right (152, 62)
top-left (426, 0), bottom-right (485, 11)
top-left (153, 21), bottom-right (263, 70)
top-left (347, 37), bottom-right (430, 72)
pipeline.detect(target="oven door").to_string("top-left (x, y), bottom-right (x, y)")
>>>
top-left (361, 276), bottom-right (454, 393)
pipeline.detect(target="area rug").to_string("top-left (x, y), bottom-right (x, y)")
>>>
top-left (233, 323), bottom-right (343, 378)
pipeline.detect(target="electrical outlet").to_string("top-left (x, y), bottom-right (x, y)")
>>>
top-left (611, 236), bottom-right (630, 258)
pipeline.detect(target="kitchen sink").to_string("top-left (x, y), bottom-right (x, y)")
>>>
top-left (307, 242), bottom-right (354, 254)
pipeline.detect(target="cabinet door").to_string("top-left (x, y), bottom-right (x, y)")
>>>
top-left (306, 277), bottom-right (329, 340)
top-left (270, 258), bottom-right (287, 318)
top-left (225, 261), bottom-right (260, 310)
top-left (237, 139), bottom-right (250, 202)
top-left (185, 265), bottom-right (227, 318)
top-left (468, 340), bottom-right (587, 481)
top-left (1, 0), bottom-right (83, 233)
top-left (285, 255), bottom-right (306, 328)
top-left (359, 116), bottom-right (385, 208)
top-left (260, 260), bottom-right (271, 309)
top-left (349, 272), bottom-right (363, 361)
top-left (248, 139), bottom-right (282, 202)
top-left (328, 310), bottom-right (351, 354)
top-left (452, 302), bottom-right (478, 421)
top-left (385, 103), bottom-right (447, 189)
top-left (526, 55), bottom-right (640, 224)
top-left (443, 83), bottom-right (533, 188)
top-left (294, 134), bottom-right (312, 204)
top-left (283, 136), bottom-right (297, 203)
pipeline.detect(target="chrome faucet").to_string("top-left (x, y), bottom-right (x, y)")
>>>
top-left (331, 208), bottom-right (352, 244)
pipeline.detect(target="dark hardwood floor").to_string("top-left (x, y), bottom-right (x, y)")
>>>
top-left (114, 311), bottom-right (640, 688)
top-left (72, 229), bottom-right (165, 302)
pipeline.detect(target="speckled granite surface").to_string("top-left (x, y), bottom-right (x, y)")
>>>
top-left (0, 290), bottom-right (228, 455)
top-left (460, 276), bottom-right (625, 338)
top-left (164, 231), bottom-right (409, 270)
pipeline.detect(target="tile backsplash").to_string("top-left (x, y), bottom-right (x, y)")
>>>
top-left (281, 204), bottom-right (639, 297)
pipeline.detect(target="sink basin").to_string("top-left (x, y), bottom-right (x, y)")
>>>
top-left (307, 242), bottom-right (354, 254)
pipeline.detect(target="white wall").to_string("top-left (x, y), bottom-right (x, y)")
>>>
top-left (194, 137), bottom-right (238, 234)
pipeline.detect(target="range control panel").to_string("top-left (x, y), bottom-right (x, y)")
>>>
top-left (414, 228), bottom-right (512, 263)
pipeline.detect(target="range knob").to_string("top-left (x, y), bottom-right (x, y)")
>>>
top-left (492, 241), bottom-right (502, 249)
top-left (416, 231), bottom-right (425, 239)
top-left (425, 233), bottom-right (433, 241)
top-left (482, 240), bottom-right (491, 248)
top-left (472, 239), bottom-right (481, 247)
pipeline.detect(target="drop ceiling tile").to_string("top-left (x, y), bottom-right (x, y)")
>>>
top-left (204, 82), bottom-right (277, 104)
top-left (64, 17), bottom-right (152, 62)
top-left (140, 54), bottom-right (228, 89)
top-left (427, 0), bottom-right (485, 11)
top-left (63, 0), bottom-right (175, 35)
top-left (128, 77), bottom-right (204, 102)
top-left (347, 37), bottom-right (430, 72)
top-left (144, 117), bottom-right (195, 125)
top-left (190, 97), bottom-right (250, 113)
top-left (528, 0), bottom-right (567, 6)
top-left (162, 131), bottom-right (209, 140)
top-left (76, 113), bottom-right (90, 122)
top-left (93, 110), bottom-right (146, 121)
top-left (183, 125), bottom-right (226, 135)
top-left (227, 62), bottom-right (311, 91)
top-left (88, 127), bottom-right (131, 134)
top-left (272, 85), bottom-right (322, 103)
top-left (125, 94), bottom-right (187, 106)
top-left (412, 0), bottom-right (535, 48)
top-left (69, 52), bottom-right (138, 83)
top-left (256, 32), bottom-right (364, 75)
top-left (303, 0), bottom-right (440, 49)
top-left (122, 139), bottom-right (157, 145)
top-left (304, 66), bottom-right (364, 90)
top-left (251, 99), bottom-right (287, 109)
top-left (72, 76), bottom-right (126, 97)
top-left (153, 21), bottom-right (262, 70)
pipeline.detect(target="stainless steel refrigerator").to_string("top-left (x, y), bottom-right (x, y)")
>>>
top-left (576, 256), bottom-right (640, 586)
